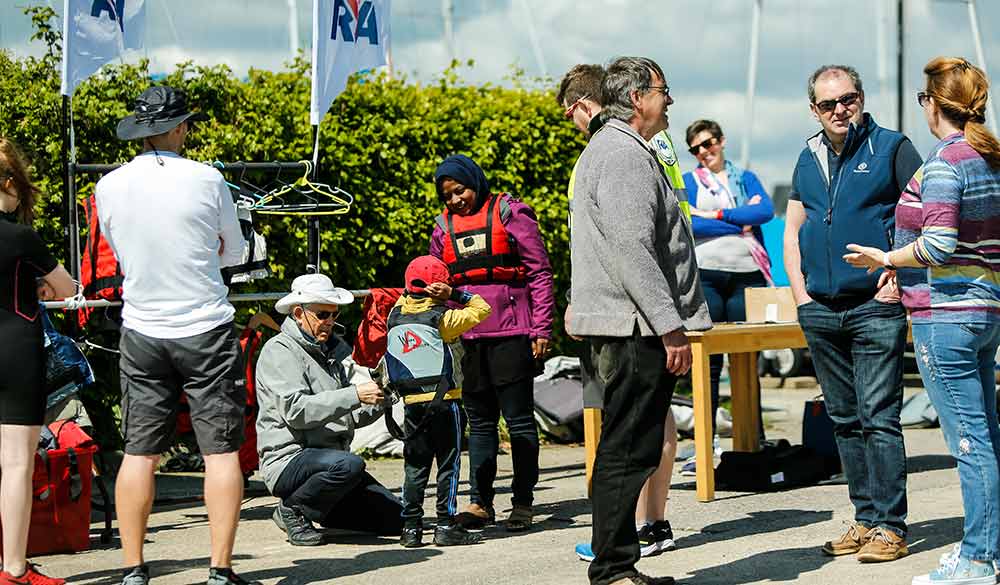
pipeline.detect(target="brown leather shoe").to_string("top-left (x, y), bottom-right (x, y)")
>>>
top-left (454, 503), bottom-right (495, 529)
top-left (821, 522), bottom-right (870, 556)
top-left (505, 504), bottom-right (532, 532)
top-left (609, 573), bottom-right (675, 585)
top-left (856, 526), bottom-right (909, 563)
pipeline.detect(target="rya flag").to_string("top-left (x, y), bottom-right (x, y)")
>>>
top-left (310, 0), bottom-right (391, 125)
top-left (60, 0), bottom-right (146, 97)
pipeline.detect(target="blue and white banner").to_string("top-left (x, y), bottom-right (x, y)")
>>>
top-left (310, 0), bottom-right (391, 125)
top-left (60, 0), bottom-right (146, 97)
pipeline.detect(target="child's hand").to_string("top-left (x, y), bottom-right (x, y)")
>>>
top-left (424, 282), bottom-right (452, 300)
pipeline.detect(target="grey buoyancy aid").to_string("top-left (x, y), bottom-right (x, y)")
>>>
top-left (381, 302), bottom-right (455, 440)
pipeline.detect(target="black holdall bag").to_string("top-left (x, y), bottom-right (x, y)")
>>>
top-left (714, 439), bottom-right (830, 492)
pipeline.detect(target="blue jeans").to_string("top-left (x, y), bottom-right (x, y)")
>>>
top-left (797, 297), bottom-right (908, 536)
top-left (913, 321), bottom-right (1000, 561)
top-left (700, 268), bottom-right (767, 436)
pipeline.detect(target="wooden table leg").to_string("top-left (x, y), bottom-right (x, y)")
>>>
top-left (691, 341), bottom-right (714, 502)
top-left (583, 407), bottom-right (602, 496)
top-left (729, 352), bottom-right (762, 453)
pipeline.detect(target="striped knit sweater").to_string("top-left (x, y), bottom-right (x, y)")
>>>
top-left (894, 131), bottom-right (1000, 323)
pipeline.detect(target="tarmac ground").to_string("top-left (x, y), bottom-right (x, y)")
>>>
top-left (36, 385), bottom-right (974, 585)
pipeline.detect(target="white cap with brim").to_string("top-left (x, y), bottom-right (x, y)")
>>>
top-left (275, 274), bottom-right (354, 314)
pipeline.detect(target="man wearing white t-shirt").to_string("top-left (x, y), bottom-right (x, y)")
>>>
top-left (96, 86), bottom-right (257, 585)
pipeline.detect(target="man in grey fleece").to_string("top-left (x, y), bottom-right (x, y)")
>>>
top-left (255, 274), bottom-right (403, 547)
top-left (569, 56), bottom-right (712, 585)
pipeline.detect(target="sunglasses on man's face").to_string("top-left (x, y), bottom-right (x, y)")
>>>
top-left (688, 136), bottom-right (720, 156)
top-left (814, 91), bottom-right (861, 114)
top-left (564, 95), bottom-right (589, 119)
top-left (310, 309), bottom-right (338, 321)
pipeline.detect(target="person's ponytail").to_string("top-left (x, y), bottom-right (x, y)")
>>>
top-left (964, 120), bottom-right (1000, 169)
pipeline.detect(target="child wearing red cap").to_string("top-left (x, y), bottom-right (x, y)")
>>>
top-left (384, 255), bottom-right (491, 548)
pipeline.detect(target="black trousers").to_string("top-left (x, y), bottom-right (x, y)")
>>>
top-left (463, 336), bottom-right (540, 508)
top-left (273, 448), bottom-right (403, 535)
top-left (588, 332), bottom-right (675, 585)
top-left (401, 400), bottom-right (463, 525)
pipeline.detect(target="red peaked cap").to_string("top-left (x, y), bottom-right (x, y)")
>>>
top-left (404, 255), bottom-right (451, 294)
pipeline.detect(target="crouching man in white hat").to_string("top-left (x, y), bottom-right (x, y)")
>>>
top-left (255, 274), bottom-right (404, 546)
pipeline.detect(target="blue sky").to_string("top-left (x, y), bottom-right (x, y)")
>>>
top-left (2, 0), bottom-right (998, 194)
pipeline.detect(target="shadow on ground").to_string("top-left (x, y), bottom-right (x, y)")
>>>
top-left (674, 509), bottom-right (832, 549)
top-left (676, 516), bottom-right (964, 584)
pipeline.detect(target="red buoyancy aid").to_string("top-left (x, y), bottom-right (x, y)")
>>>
top-left (436, 193), bottom-right (527, 285)
top-left (77, 195), bottom-right (123, 328)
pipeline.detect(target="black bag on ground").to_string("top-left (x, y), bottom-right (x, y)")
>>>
top-left (715, 439), bottom-right (831, 492)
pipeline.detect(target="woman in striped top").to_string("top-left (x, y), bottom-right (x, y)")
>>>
top-left (845, 57), bottom-right (1000, 585)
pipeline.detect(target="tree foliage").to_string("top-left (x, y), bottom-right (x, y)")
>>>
top-left (0, 7), bottom-right (584, 447)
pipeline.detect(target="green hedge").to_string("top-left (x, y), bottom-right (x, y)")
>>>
top-left (1, 6), bottom-right (583, 448)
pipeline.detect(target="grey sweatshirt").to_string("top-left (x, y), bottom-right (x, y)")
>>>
top-left (569, 118), bottom-right (712, 337)
top-left (255, 317), bottom-right (382, 492)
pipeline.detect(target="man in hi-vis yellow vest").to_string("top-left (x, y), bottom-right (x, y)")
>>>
top-left (556, 63), bottom-right (684, 565)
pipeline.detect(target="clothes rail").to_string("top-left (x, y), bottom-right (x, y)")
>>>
top-left (70, 160), bottom-right (322, 279)
top-left (41, 289), bottom-right (374, 310)
top-left (73, 161), bottom-right (312, 174)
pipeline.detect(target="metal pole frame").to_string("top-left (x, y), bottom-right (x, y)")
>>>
top-left (73, 159), bottom-right (317, 273)
top-left (897, 0), bottom-right (905, 133)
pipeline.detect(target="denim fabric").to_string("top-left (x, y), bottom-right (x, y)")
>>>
top-left (273, 448), bottom-right (403, 535)
top-left (699, 268), bottom-right (767, 437)
top-left (588, 332), bottom-right (674, 585)
top-left (463, 336), bottom-right (540, 508)
top-left (913, 321), bottom-right (1000, 561)
top-left (797, 298), bottom-right (908, 536)
top-left (401, 401), bottom-right (463, 524)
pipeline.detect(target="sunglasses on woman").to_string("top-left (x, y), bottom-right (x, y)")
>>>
top-left (917, 91), bottom-right (931, 108)
top-left (688, 136), bottom-right (719, 156)
top-left (814, 91), bottom-right (860, 114)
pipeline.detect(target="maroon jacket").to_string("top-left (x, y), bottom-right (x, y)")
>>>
top-left (429, 194), bottom-right (555, 340)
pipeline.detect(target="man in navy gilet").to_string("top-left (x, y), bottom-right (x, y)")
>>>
top-left (783, 65), bottom-right (922, 563)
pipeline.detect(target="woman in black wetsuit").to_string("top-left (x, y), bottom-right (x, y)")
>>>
top-left (0, 138), bottom-right (76, 585)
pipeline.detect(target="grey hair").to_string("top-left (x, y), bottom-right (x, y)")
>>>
top-left (807, 65), bottom-right (864, 103)
top-left (600, 56), bottom-right (665, 123)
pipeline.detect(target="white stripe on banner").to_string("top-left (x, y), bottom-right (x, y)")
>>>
top-left (310, 0), bottom-right (391, 126)
top-left (60, 0), bottom-right (146, 97)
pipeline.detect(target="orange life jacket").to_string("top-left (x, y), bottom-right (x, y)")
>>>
top-left (436, 193), bottom-right (527, 285)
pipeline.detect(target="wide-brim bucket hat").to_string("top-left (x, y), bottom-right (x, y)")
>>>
top-left (275, 274), bottom-right (354, 314)
top-left (116, 85), bottom-right (209, 141)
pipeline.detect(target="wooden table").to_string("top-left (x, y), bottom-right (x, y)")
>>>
top-left (583, 322), bottom-right (809, 503)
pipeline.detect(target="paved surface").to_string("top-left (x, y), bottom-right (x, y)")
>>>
top-left (39, 385), bottom-right (971, 585)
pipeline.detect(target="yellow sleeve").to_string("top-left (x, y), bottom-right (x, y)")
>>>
top-left (439, 294), bottom-right (492, 343)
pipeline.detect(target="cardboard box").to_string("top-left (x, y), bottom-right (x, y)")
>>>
top-left (744, 287), bottom-right (798, 323)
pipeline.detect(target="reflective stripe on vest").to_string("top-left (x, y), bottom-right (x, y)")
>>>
top-left (438, 193), bottom-right (527, 285)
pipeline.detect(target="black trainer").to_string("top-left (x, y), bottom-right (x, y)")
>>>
top-left (433, 523), bottom-right (483, 546)
top-left (652, 520), bottom-right (676, 551)
top-left (206, 568), bottom-right (261, 585)
top-left (272, 502), bottom-right (323, 546)
top-left (619, 573), bottom-right (675, 585)
top-left (121, 565), bottom-right (149, 585)
top-left (400, 524), bottom-right (423, 548)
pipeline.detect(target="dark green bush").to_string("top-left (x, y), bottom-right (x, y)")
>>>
top-left (0, 6), bottom-right (582, 448)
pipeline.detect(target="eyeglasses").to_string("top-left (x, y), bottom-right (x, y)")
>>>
top-left (688, 136), bottom-right (720, 156)
top-left (814, 91), bottom-right (861, 114)
top-left (308, 308), bottom-right (338, 321)
top-left (563, 95), bottom-right (589, 119)
top-left (643, 85), bottom-right (671, 98)
top-left (917, 91), bottom-right (931, 108)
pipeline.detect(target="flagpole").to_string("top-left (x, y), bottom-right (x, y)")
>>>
top-left (308, 123), bottom-right (321, 274)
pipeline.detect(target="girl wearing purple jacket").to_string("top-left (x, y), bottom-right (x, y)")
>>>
top-left (429, 154), bottom-right (555, 532)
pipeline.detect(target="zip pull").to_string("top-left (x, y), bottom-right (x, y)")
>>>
top-left (824, 208), bottom-right (832, 224)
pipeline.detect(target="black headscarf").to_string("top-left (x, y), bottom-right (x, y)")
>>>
top-left (433, 154), bottom-right (490, 214)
